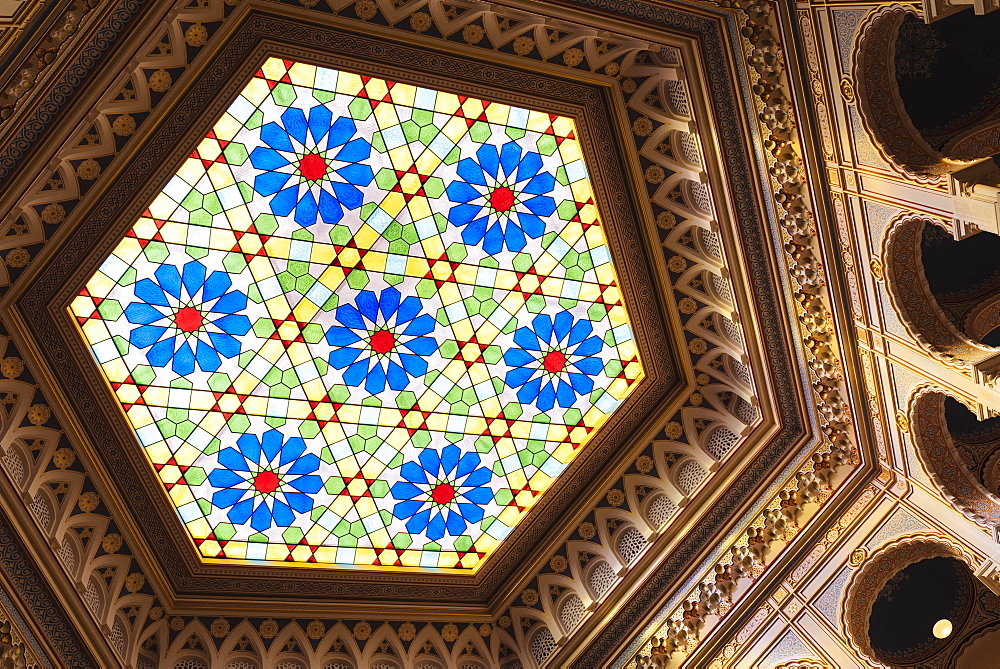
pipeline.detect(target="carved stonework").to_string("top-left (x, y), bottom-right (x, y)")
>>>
top-left (623, 0), bottom-right (859, 663)
top-left (0, 0), bottom-right (821, 663)
top-left (0, 606), bottom-right (42, 669)
top-left (854, 4), bottom-right (1000, 178)
top-left (0, 0), bottom-right (874, 665)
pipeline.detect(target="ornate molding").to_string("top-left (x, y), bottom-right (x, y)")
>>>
top-left (707, 485), bottom-right (881, 667)
top-left (0, 573), bottom-right (48, 668)
top-left (615, 0), bottom-right (864, 662)
top-left (634, 449), bottom-right (851, 667)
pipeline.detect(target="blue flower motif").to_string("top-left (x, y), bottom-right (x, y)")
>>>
top-left (390, 444), bottom-right (493, 541)
top-left (325, 286), bottom-right (437, 394)
top-left (207, 429), bottom-right (323, 532)
top-left (445, 140), bottom-right (557, 254)
top-left (503, 311), bottom-right (605, 412)
top-left (249, 104), bottom-right (374, 227)
top-left (123, 260), bottom-right (252, 375)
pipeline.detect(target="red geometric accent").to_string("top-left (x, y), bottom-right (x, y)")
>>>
top-left (369, 329), bottom-right (396, 354)
top-left (252, 470), bottom-right (280, 494)
top-left (505, 483), bottom-right (541, 512)
top-left (174, 306), bottom-right (203, 333)
top-left (430, 482), bottom-right (456, 505)
top-left (337, 473), bottom-right (377, 502)
top-left (542, 349), bottom-right (567, 374)
top-left (298, 152), bottom-right (328, 181)
top-left (489, 186), bottom-right (515, 213)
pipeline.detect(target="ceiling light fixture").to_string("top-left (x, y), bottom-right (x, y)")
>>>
top-left (932, 619), bottom-right (953, 639)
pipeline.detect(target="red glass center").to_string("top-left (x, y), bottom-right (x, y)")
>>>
top-left (174, 306), bottom-right (203, 333)
top-left (542, 350), bottom-right (567, 374)
top-left (489, 186), bottom-right (515, 213)
top-left (431, 483), bottom-right (456, 505)
top-left (298, 153), bottom-right (328, 181)
top-left (369, 329), bottom-right (396, 354)
top-left (252, 470), bottom-right (280, 494)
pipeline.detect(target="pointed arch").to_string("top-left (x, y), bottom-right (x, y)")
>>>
top-left (266, 622), bottom-right (313, 667)
top-left (406, 624), bottom-right (449, 667)
top-left (134, 619), bottom-right (168, 668)
top-left (317, 621), bottom-right (361, 666)
top-left (218, 620), bottom-right (266, 661)
top-left (359, 623), bottom-right (406, 668)
top-left (163, 620), bottom-right (216, 668)
top-left (450, 625), bottom-right (493, 667)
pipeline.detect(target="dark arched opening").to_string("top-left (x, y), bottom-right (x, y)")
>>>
top-left (868, 556), bottom-right (973, 666)
top-left (944, 396), bottom-right (1000, 495)
top-left (920, 224), bottom-right (1000, 345)
top-left (855, 7), bottom-right (1000, 175)
top-left (895, 12), bottom-right (1000, 159)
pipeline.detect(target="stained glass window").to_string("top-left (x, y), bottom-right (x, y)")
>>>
top-left (71, 58), bottom-right (642, 570)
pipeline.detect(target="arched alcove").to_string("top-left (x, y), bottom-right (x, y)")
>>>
top-left (909, 387), bottom-right (1000, 528)
top-left (943, 396), bottom-right (1000, 494)
top-left (558, 594), bottom-right (586, 633)
top-left (843, 536), bottom-right (975, 665)
top-left (895, 12), bottom-right (1000, 162)
top-left (527, 626), bottom-right (557, 667)
top-left (921, 224), bottom-right (1000, 345)
top-left (867, 555), bottom-right (974, 665)
top-left (883, 216), bottom-right (999, 366)
top-left (854, 5), bottom-right (1000, 176)
top-left (845, 536), bottom-right (1000, 667)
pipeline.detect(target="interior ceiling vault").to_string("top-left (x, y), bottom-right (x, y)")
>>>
top-left (0, 0), bottom-right (880, 666)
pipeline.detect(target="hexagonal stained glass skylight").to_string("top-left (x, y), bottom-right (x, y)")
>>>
top-left (70, 58), bottom-right (642, 570)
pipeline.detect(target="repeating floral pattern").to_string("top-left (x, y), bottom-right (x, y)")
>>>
top-left (209, 430), bottom-right (323, 531)
top-left (72, 58), bottom-right (641, 570)
top-left (123, 260), bottom-right (251, 375)
top-left (504, 311), bottom-right (605, 412)
top-left (446, 141), bottom-right (557, 254)
top-left (325, 287), bottom-right (437, 394)
top-left (390, 444), bottom-right (494, 541)
top-left (249, 106), bottom-right (374, 227)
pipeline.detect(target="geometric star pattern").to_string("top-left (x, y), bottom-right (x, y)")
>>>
top-left (70, 57), bottom-right (641, 570)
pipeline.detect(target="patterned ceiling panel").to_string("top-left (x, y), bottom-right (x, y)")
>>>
top-left (71, 57), bottom-right (640, 570)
